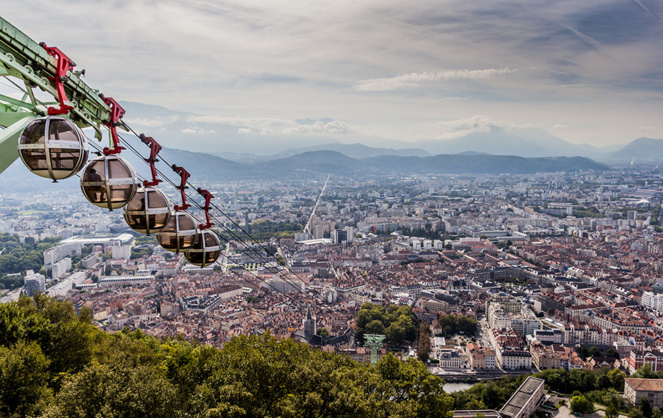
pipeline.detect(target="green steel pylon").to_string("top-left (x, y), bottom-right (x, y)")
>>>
top-left (364, 334), bottom-right (385, 364)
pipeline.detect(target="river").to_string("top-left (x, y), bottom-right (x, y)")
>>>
top-left (444, 382), bottom-right (476, 393)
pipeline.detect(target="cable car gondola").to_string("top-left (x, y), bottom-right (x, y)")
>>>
top-left (185, 229), bottom-right (221, 268)
top-left (80, 154), bottom-right (139, 210)
top-left (184, 188), bottom-right (220, 267)
top-left (17, 116), bottom-right (89, 181)
top-left (80, 96), bottom-right (139, 210)
top-left (156, 211), bottom-right (198, 253)
top-left (156, 165), bottom-right (198, 253)
top-left (123, 186), bottom-right (171, 235)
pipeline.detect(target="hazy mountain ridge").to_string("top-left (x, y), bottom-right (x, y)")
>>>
top-left (0, 147), bottom-right (610, 192)
top-left (608, 137), bottom-right (663, 163)
top-left (273, 143), bottom-right (431, 159)
top-left (241, 150), bottom-right (606, 179)
top-left (118, 101), bottom-right (651, 161)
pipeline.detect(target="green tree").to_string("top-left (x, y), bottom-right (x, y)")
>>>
top-left (605, 347), bottom-right (620, 359)
top-left (356, 303), bottom-right (418, 346)
top-left (386, 322), bottom-right (407, 346)
top-left (418, 322), bottom-right (431, 362)
top-left (0, 295), bottom-right (460, 417)
top-left (588, 346), bottom-right (602, 357)
top-left (634, 364), bottom-right (656, 378)
top-left (570, 395), bottom-right (594, 414)
top-left (0, 341), bottom-right (52, 417)
top-left (608, 368), bottom-right (626, 391)
top-left (631, 407), bottom-right (646, 418)
top-left (570, 369), bottom-right (597, 392)
top-left (366, 319), bottom-right (386, 335)
top-left (598, 374), bottom-right (612, 390)
top-left (44, 362), bottom-right (176, 417)
top-left (640, 397), bottom-right (653, 418)
top-left (605, 405), bottom-right (619, 418)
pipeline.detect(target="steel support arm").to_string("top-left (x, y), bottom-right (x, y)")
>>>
top-left (0, 115), bottom-right (38, 174)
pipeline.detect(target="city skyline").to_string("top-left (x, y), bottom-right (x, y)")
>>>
top-left (2, 0), bottom-right (662, 151)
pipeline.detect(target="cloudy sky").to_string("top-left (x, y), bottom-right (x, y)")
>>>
top-left (2, 0), bottom-right (663, 149)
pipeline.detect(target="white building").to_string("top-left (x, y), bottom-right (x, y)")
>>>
top-left (262, 277), bottom-right (306, 293)
top-left (512, 318), bottom-right (541, 337)
top-left (98, 275), bottom-right (155, 287)
top-left (48, 278), bottom-right (75, 297)
top-left (111, 244), bottom-right (131, 260)
top-left (51, 258), bottom-right (72, 280)
top-left (438, 351), bottom-right (464, 368)
top-left (488, 304), bottom-right (512, 329)
top-left (44, 242), bottom-right (81, 268)
top-left (24, 270), bottom-right (46, 296)
top-left (642, 291), bottom-right (663, 312)
top-left (533, 329), bottom-right (563, 345)
top-left (498, 349), bottom-right (532, 370)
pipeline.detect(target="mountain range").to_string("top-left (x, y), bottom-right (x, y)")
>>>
top-left (118, 101), bottom-right (661, 164)
top-left (0, 147), bottom-right (606, 193)
top-left (3, 100), bottom-right (663, 192)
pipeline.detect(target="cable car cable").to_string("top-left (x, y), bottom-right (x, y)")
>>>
top-left (117, 127), bottom-right (315, 295)
top-left (112, 134), bottom-right (312, 297)
top-left (110, 121), bottom-right (316, 298)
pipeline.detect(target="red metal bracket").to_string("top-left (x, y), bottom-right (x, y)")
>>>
top-left (99, 95), bottom-right (126, 155)
top-left (172, 165), bottom-right (191, 211)
top-left (139, 134), bottom-right (162, 187)
top-left (40, 43), bottom-right (75, 115)
top-left (197, 188), bottom-right (215, 229)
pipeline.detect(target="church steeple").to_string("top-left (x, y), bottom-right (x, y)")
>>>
top-left (303, 306), bottom-right (316, 336)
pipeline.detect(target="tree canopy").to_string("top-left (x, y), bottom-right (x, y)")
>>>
top-left (437, 314), bottom-right (478, 336)
top-left (356, 303), bottom-right (419, 346)
top-left (571, 395), bottom-right (595, 414)
top-left (0, 234), bottom-right (60, 290)
top-left (0, 295), bottom-right (453, 417)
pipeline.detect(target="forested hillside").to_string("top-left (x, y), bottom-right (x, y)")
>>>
top-left (0, 295), bottom-right (453, 417)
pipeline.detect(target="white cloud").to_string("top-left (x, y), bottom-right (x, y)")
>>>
top-left (352, 68), bottom-right (519, 92)
top-left (432, 115), bottom-right (494, 139)
top-left (186, 115), bottom-right (290, 134)
top-left (428, 115), bottom-right (537, 140)
top-left (181, 127), bottom-right (217, 135)
top-left (282, 120), bottom-right (350, 135)
top-left (124, 115), bottom-right (180, 128)
top-left (187, 115), bottom-right (351, 136)
top-left (3, 0), bottom-right (661, 147)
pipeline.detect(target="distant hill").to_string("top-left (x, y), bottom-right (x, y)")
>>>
top-left (608, 137), bottom-right (663, 163)
top-left (253, 151), bottom-right (607, 178)
top-left (273, 143), bottom-right (430, 159)
top-left (417, 126), bottom-right (603, 158)
top-left (261, 151), bottom-right (359, 176)
top-left (1, 148), bottom-right (609, 193)
top-left (363, 154), bottom-right (607, 175)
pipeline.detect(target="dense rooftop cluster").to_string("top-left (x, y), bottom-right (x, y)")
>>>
top-left (3, 168), bottom-right (663, 374)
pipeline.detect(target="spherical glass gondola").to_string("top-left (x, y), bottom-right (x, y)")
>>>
top-left (17, 116), bottom-right (89, 181)
top-left (156, 211), bottom-right (198, 253)
top-left (80, 155), bottom-right (139, 211)
top-left (185, 229), bottom-right (221, 268)
top-left (123, 187), bottom-right (172, 235)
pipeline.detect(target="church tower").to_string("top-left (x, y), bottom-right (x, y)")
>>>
top-left (303, 306), bottom-right (316, 336)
